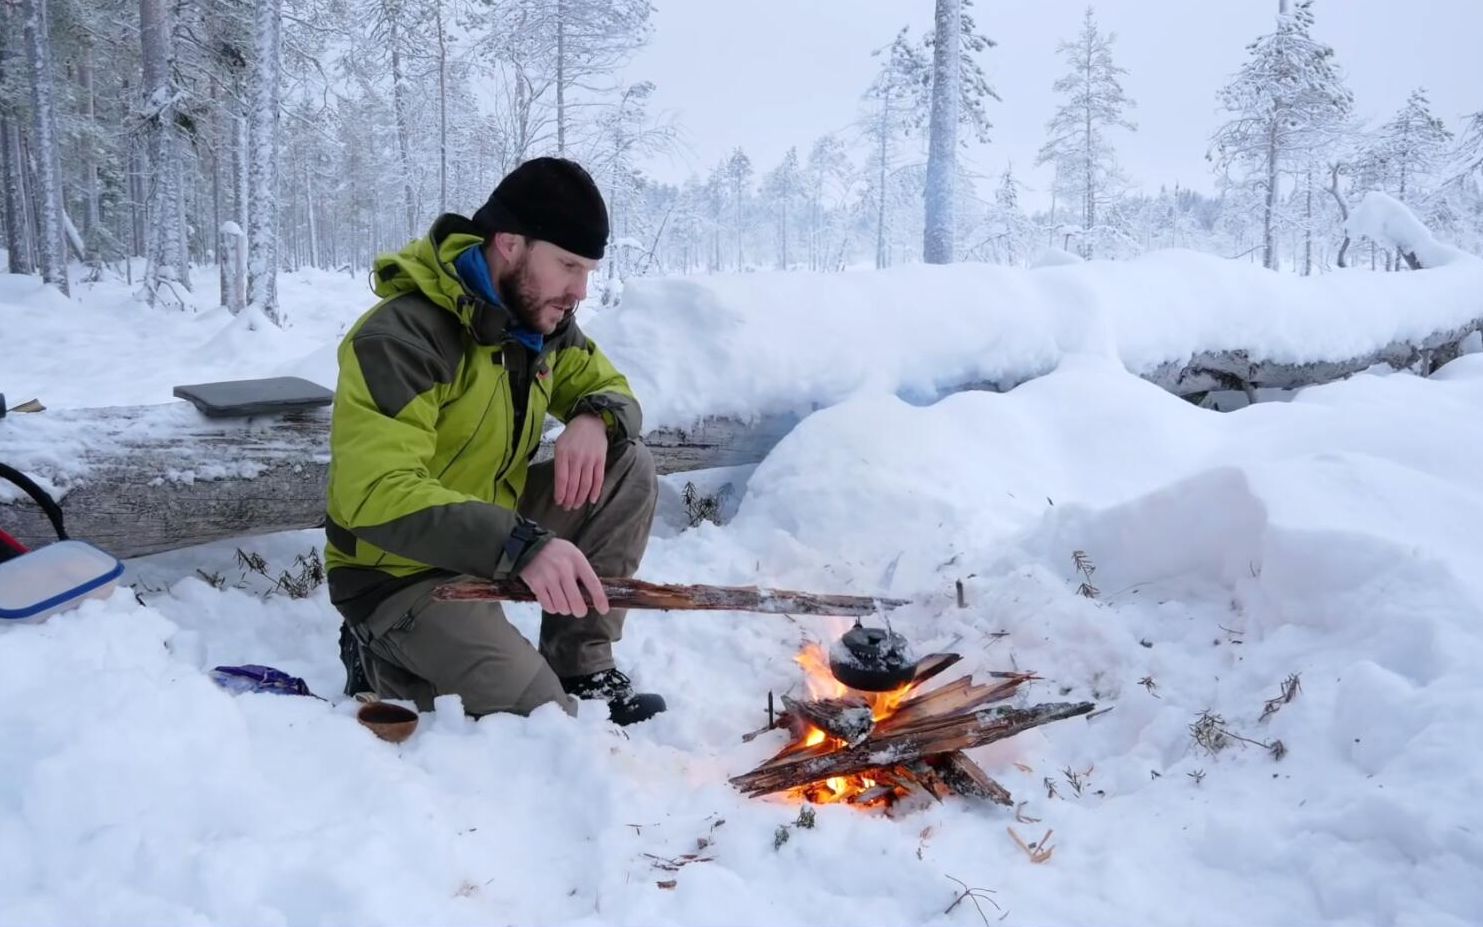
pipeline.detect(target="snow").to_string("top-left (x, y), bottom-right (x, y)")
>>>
top-left (587, 247), bottom-right (1483, 428)
top-left (3, 256), bottom-right (1483, 925)
top-left (1347, 190), bottom-right (1472, 269)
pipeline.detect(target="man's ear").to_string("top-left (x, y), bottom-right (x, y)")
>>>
top-left (489, 231), bottom-right (524, 265)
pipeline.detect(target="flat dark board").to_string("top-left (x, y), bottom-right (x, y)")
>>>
top-left (173, 377), bottom-right (334, 418)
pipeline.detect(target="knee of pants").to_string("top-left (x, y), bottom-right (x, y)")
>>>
top-left (615, 440), bottom-right (657, 496)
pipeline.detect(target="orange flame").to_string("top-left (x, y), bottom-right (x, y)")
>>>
top-left (787, 641), bottom-right (915, 805)
top-left (794, 642), bottom-right (915, 720)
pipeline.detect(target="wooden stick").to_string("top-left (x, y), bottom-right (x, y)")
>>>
top-left (731, 701), bottom-right (1094, 796)
top-left (433, 576), bottom-right (908, 617)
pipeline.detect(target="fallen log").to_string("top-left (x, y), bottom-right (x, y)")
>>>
top-left (433, 576), bottom-right (908, 617)
top-left (0, 404), bottom-right (799, 558)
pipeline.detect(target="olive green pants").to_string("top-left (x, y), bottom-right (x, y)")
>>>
top-left (354, 440), bottom-right (657, 717)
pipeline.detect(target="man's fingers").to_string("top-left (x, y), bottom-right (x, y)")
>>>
top-left (559, 569), bottom-right (587, 618)
top-left (529, 576), bottom-right (556, 614)
top-left (588, 459), bottom-right (605, 505)
top-left (554, 453), bottom-right (572, 509)
top-left (570, 458), bottom-right (596, 511)
top-left (576, 557), bottom-right (609, 614)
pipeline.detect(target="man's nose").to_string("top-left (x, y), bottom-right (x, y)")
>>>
top-left (570, 272), bottom-right (589, 303)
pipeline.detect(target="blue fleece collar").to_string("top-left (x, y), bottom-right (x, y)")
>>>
top-left (453, 245), bottom-right (544, 353)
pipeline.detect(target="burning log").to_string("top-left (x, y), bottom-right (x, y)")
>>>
top-left (781, 695), bottom-right (874, 747)
top-left (733, 698), bottom-right (1094, 799)
top-left (434, 576), bottom-right (907, 617)
top-left (923, 754), bottom-right (1014, 806)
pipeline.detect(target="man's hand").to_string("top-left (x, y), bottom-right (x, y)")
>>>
top-left (553, 413), bottom-right (608, 510)
top-left (518, 538), bottom-right (610, 617)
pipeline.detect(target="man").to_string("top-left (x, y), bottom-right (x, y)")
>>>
top-left (324, 157), bottom-right (664, 726)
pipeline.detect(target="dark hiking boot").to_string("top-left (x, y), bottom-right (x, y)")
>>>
top-left (560, 668), bottom-right (667, 726)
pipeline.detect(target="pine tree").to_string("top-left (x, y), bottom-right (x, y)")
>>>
top-left (1367, 88), bottom-right (1454, 203)
top-left (1209, 0), bottom-right (1353, 270)
top-left (862, 28), bottom-right (927, 269)
top-left (762, 147), bottom-right (803, 269)
top-left (1036, 6), bottom-right (1136, 258)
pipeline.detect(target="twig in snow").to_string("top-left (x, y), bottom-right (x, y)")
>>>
top-left (944, 875), bottom-right (1002, 925)
top-left (1260, 673), bottom-right (1302, 722)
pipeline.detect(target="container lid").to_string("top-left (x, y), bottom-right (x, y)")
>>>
top-left (0, 540), bottom-right (124, 620)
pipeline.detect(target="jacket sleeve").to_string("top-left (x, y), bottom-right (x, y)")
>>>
top-left (326, 331), bottom-right (550, 576)
top-left (546, 326), bottom-right (643, 442)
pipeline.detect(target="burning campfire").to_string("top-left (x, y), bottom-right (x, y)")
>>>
top-left (733, 626), bottom-right (1095, 812)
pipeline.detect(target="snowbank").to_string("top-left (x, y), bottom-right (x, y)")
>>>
top-left (589, 248), bottom-right (1483, 428)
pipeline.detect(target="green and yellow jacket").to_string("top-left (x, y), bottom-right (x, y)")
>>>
top-left (323, 214), bottom-right (641, 622)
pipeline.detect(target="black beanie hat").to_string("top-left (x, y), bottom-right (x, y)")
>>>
top-left (471, 157), bottom-right (609, 260)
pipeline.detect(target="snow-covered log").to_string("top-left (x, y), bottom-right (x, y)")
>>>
top-left (0, 406), bottom-right (799, 558)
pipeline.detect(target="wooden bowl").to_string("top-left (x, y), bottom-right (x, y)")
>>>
top-left (357, 701), bottom-right (418, 743)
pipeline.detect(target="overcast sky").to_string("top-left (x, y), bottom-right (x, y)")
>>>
top-left (625, 0), bottom-right (1483, 209)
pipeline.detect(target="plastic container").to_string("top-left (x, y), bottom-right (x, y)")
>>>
top-left (0, 539), bottom-right (125, 623)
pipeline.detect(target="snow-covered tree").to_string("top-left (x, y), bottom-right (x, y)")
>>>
top-left (803, 134), bottom-right (853, 271)
top-left (1209, 0), bottom-right (1353, 270)
top-left (1365, 88), bottom-right (1454, 204)
top-left (1036, 6), bottom-right (1136, 258)
top-left (923, 0), bottom-right (961, 264)
top-left (0, 3), bottom-right (32, 275)
top-left (862, 27), bottom-right (927, 269)
top-left (761, 147), bottom-right (803, 269)
top-left (20, 0), bottom-right (65, 293)
top-left (1452, 110), bottom-right (1483, 185)
top-left (722, 147), bottom-right (753, 270)
top-left (246, 0), bottom-right (283, 325)
top-left (139, 0), bottom-right (191, 305)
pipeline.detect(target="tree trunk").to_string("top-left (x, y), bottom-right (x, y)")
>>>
top-left (875, 95), bottom-right (889, 269)
top-left (1263, 120), bottom-right (1280, 270)
top-left (140, 0), bottom-right (187, 306)
top-left (923, 0), bottom-right (961, 264)
top-left (385, 0), bottom-right (416, 240)
top-left (435, 0), bottom-right (448, 212)
top-left (556, 0), bottom-right (566, 155)
top-left (779, 198), bottom-right (787, 269)
top-left (79, 41), bottom-right (102, 265)
top-left (1303, 166), bottom-right (1313, 276)
top-left (304, 160), bottom-right (319, 269)
top-left (22, 0), bottom-right (68, 295)
top-left (1083, 36), bottom-right (1094, 258)
top-left (246, 0), bottom-right (283, 325)
top-left (1, 117), bottom-right (32, 274)
top-left (220, 220), bottom-right (246, 311)
top-left (235, 107), bottom-right (249, 250)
